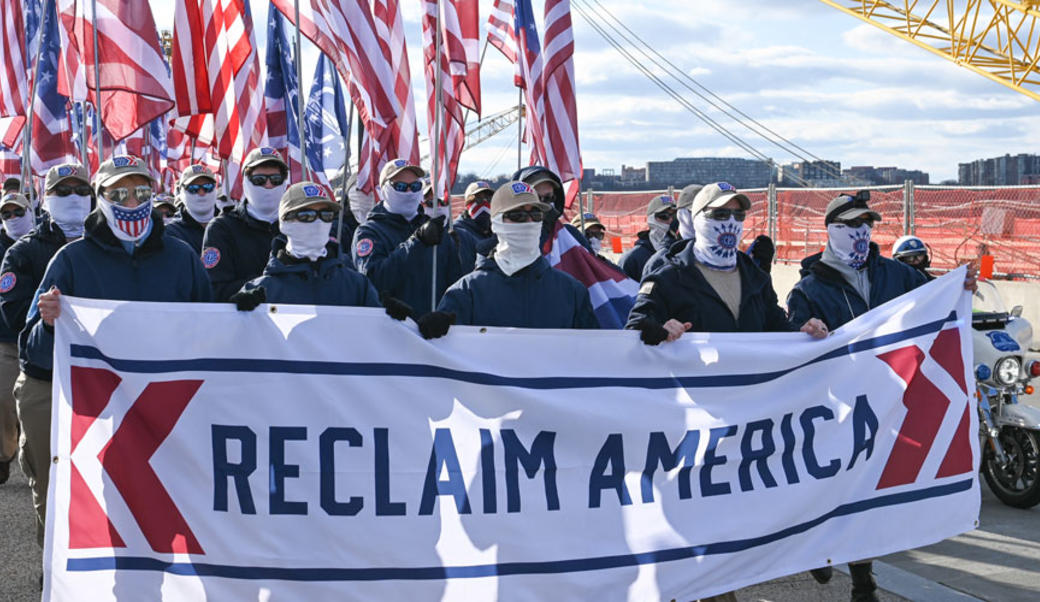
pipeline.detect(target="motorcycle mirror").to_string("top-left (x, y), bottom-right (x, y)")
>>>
top-left (1011, 305), bottom-right (1024, 317)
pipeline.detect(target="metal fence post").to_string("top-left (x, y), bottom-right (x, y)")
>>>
top-left (586, 189), bottom-right (594, 214)
top-left (768, 183), bottom-right (777, 241)
top-left (908, 180), bottom-right (916, 235)
top-left (902, 180), bottom-right (912, 235)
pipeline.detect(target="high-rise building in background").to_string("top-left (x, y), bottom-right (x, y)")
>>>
top-left (958, 154), bottom-right (1040, 186)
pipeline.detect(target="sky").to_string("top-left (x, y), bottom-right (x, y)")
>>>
top-left (147, 0), bottom-right (1040, 183)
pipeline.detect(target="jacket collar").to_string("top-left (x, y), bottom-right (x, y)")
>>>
top-left (235, 203), bottom-right (280, 233)
top-left (809, 242), bottom-right (881, 285)
top-left (175, 207), bottom-right (213, 230)
top-left (264, 236), bottom-right (344, 275)
top-left (671, 239), bottom-right (770, 297)
top-left (476, 253), bottom-right (550, 278)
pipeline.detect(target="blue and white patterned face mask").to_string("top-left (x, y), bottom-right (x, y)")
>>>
top-left (98, 198), bottom-right (152, 243)
top-left (827, 223), bottom-right (872, 269)
top-left (692, 213), bottom-right (743, 270)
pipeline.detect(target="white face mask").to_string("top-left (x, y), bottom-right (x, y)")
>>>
top-left (491, 214), bottom-right (542, 276)
top-left (217, 196), bottom-right (235, 212)
top-left (2, 211), bottom-right (33, 239)
top-left (381, 183), bottom-right (421, 221)
top-left (647, 215), bottom-right (672, 251)
top-left (677, 207), bottom-right (695, 241)
top-left (183, 189), bottom-right (217, 224)
top-left (43, 194), bottom-right (91, 238)
top-left (827, 223), bottom-right (872, 270)
top-left (425, 202), bottom-right (451, 221)
top-left (692, 212), bottom-right (743, 270)
top-left (589, 236), bottom-right (603, 254)
top-left (348, 186), bottom-right (375, 223)
top-left (280, 220), bottom-right (331, 261)
top-left (243, 179), bottom-right (286, 223)
top-left (98, 198), bottom-right (153, 243)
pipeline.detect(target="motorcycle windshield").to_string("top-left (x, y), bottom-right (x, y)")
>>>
top-left (973, 280), bottom-right (1007, 314)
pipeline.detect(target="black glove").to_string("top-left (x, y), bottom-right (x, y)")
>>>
top-left (381, 292), bottom-right (414, 321)
top-left (637, 318), bottom-right (669, 346)
top-left (748, 234), bottom-right (775, 274)
top-left (414, 215), bottom-right (446, 246)
top-left (230, 286), bottom-right (265, 311)
top-left (416, 311), bottom-right (455, 339)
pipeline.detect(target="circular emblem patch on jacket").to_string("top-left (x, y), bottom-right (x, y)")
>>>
top-left (0, 272), bottom-right (15, 293)
top-left (201, 247), bottom-right (221, 269)
top-left (356, 238), bottom-right (375, 258)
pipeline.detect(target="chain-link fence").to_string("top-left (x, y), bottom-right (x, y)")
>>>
top-left (564, 183), bottom-right (1040, 279)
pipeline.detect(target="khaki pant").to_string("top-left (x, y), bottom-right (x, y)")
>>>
top-left (0, 342), bottom-right (19, 464)
top-left (15, 371), bottom-right (52, 547)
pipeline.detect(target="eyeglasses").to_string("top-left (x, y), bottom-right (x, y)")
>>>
top-left (654, 210), bottom-right (677, 221)
top-left (502, 208), bottom-right (545, 223)
top-left (704, 208), bottom-right (747, 222)
top-left (424, 196), bottom-right (451, 208)
top-left (900, 253), bottom-right (926, 265)
top-left (185, 182), bottom-right (216, 194)
top-left (837, 217), bottom-right (874, 229)
top-left (469, 193), bottom-right (493, 204)
top-left (284, 208), bottom-right (337, 223)
top-left (51, 184), bottom-right (92, 197)
top-left (537, 194), bottom-right (555, 206)
top-left (0, 207), bottom-right (26, 220)
top-left (248, 173), bottom-right (286, 187)
top-left (389, 180), bottom-right (423, 193)
top-left (104, 185), bottom-right (153, 206)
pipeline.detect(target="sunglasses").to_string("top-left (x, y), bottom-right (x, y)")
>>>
top-left (185, 182), bottom-right (216, 194)
top-left (389, 180), bottom-right (424, 193)
top-left (704, 208), bottom-right (746, 222)
top-left (0, 207), bottom-right (26, 220)
top-left (51, 184), bottom-right (92, 197)
top-left (104, 185), bottom-right (153, 206)
top-left (502, 208), bottom-right (545, 223)
top-left (424, 197), bottom-right (451, 208)
top-left (837, 217), bottom-right (874, 229)
top-left (284, 208), bottom-right (337, 223)
top-left (654, 210), bottom-right (676, 221)
top-left (248, 173), bottom-right (286, 187)
top-left (537, 194), bottom-right (555, 206)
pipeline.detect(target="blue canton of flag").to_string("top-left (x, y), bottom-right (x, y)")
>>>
top-left (30, 0), bottom-right (76, 175)
top-left (304, 53), bottom-right (349, 188)
top-left (24, 0), bottom-right (42, 68)
top-left (513, 0), bottom-right (541, 55)
top-left (263, 7), bottom-right (304, 182)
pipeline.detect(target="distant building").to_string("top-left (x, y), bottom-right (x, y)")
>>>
top-left (959, 153), bottom-right (1040, 186)
top-left (844, 165), bottom-right (929, 186)
top-left (620, 164), bottom-right (646, 185)
top-left (643, 157), bottom-right (773, 189)
top-left (780, 160), bottom-right (843, 187)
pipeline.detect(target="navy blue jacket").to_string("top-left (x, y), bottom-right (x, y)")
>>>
top-left (0, 217), bottom-right (68, 341)
top-left (438, 254), bottom-right (599, 329)
top-left (619, 231), bottom-right (674, 282)
top-left (787, 243), bottom-right (928, 331)
top-left (165, 208), bottom-right (214, 255)
top-left (331, 209), bottom-right (360, 256)
top-left (625, 239), bottom-right (792, 333)
top-left (242, 237), bottom-right (381, 308)
top-left (452, 214), bottom-right (492, 274)
top-left (21, 212), bottom-right (212, 380)
top-left (351, 204), bottom-right (463, 314)
top-left (0, 229), bottom-right (18, 342)
top-left (201, 204), bottom-right (280, 301)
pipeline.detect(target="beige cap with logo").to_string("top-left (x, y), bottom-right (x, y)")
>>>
top-left (690, 182), bottom-right (751, 215)
top-left (93, 155), bottom-right (154, 191)
top-left (379, 158), bottom-right (426, 185)
top-left (490, 181), bottom-right (550, 216)
top-left (44, 163), bottom-right (90, 191)
top-left (242, 147), bottom-right (289, 173)
top-left (279, 182), bottom-right (340, 220)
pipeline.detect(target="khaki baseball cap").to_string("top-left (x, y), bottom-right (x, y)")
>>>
top-left (464, 180), bottom-right (493, 200)
top-left (570, 211), bottom-right (602, 229)
top-left (490, 181), bottom-right (550, 216)
top-left (690, 182), bottom-right (751, 215)
top-left (279, 182), bottom-right (340, 220)
top-left (153, 193), bottom-right (177, 210)
top-left (646, 194), bottom-right (677, 217)
top-left (179, 164), bottom-right (217, 187)
top-left (0, 192), bottom-right (30, 211)
top-left (93, 155), bottom-right (154, 191)
top-left (825, 193), bottom-right (882, 225)
top-left (242, 147), bottom-right (288, 173)
top-left (676, 184), bottom-right (704, 210)
top-left (44, 163), bottom-right (89, 191)
top-left (379, 158), bottom-right (425, 185)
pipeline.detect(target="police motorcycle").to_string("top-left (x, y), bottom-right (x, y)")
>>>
top-left (972, 280), bottom-right (1040, 508)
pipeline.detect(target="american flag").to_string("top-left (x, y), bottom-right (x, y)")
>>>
top-left (0, 144), bottom-right (19, 178)
top-left (172, 0), bottom-right (268, 200)
top-left (0, 0), bottom-right (30, 122)
top-left (421, 0), bottom-right (480, 200)
top-left (540, 0), bottom-right (582, 203)
top-left (303, 53), bottom-right (349, 188)
top-left (270, 0), bottom-right (400, 162)
top-left (513, 0), bottom-right (548, 167)
top-left (55, 0), bottom-right (174, 142)
top-left (486, 0), bottom-right (518, 65)
top-left (545, 221), bottom-right (637, 329)
top-left (263, 6), bottom-right (305, 183)
top-left (120, 119), bottom-right (166, 183)
top-left (31, 0), bottom-right (76, 175)
top-left (0, 117), bottom-right (23, 149)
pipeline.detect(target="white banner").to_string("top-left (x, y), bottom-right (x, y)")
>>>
top-left (45, 269), bottom-right (979, 601)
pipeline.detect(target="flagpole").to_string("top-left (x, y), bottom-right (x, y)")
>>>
top-left (293, 0), bottom-right (307, 182)
top-left (78, 104), bottom-right (89, 168)
top-left (90, 0), bottom-right (104, 161)
top-left (517, 89), bottom-right (523, 171)
top-left (338, 105), bottom-right (353, 253)
top-left (430, 0), bottom-right (443, 312)
top-left (22, 18), bottom-right (47, 194)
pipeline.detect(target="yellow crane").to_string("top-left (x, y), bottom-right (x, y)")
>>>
top-left (817, 1), bottom-right (1040, 102)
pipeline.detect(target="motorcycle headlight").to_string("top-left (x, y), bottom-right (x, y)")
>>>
top-left (995, 357), bottom-right (1021, 385)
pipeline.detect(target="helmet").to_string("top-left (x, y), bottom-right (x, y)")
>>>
top-left (892, 235), bottom-right (927, 259)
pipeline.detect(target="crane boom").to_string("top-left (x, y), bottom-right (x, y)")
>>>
top-left (817, 1), bottom-right (1040, 102)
